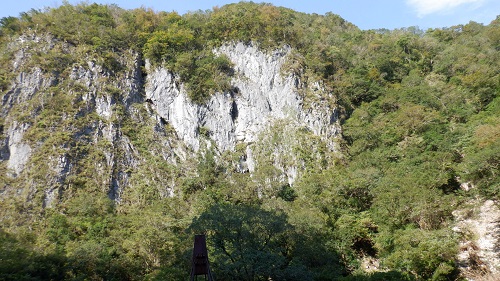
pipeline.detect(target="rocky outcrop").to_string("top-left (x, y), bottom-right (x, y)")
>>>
top-left (2, 68), bottom-right (57, 116)
top-left (1, 33), bottom-right (340, 203)
top-left (68, 53), bottom-right (145, 202)
top-left (145, 42), bottom-right (340, 153)
top-left (5, 122), bottom-right (31, 177)
top-left (2, 33), bottom-right (62, 117)
top-left (44, 154), bottom-right (71, 207)
top-left (0, 33), bottom-right (149, 203)
top-left (2, 34), bottom-right (61, 178)
top-left (454, 199), bottom-right (500, 278)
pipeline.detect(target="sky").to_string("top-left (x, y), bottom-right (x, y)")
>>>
top-left (1, 0), bottom-right (499, 30)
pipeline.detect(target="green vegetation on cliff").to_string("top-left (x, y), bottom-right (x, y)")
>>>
top-left (0, 2), bottom-right (499, 281)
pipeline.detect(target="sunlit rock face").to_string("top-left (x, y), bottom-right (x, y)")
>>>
top-left (5, 122), bottom-right (31, 177)
top-left (2, 34), bottom-right (340, 201)
top-left (146, 42), bottom-right (340, 153)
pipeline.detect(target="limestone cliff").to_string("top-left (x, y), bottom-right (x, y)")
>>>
top-left (1, 32), bottom-right (148, 204)
top-left (145, 42), bottom-right (340, 183)
top-left (146, 42), bottom-right (340, 153)
top-left (0, 33), bottom-right (340, 205)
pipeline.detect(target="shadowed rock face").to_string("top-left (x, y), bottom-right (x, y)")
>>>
top-left (145, 42), bottom-right (340, 153)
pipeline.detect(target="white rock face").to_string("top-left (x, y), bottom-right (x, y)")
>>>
top-left (474, 200), bottom-right (500, 274)
top-left (96, 95), bottom-right (113, 119)
top-left (454, 199), bottom-right (500, 276)
top-left (6, 122), bottom-right (31, 176)
top-left (146, 69), bottom-right (202, 149)
top-left (216, 43), bottom-right (301, 146)
top-left (1, 36), bottom-right (339, 201)
top-left (145, 42), bottom-right (340, 152)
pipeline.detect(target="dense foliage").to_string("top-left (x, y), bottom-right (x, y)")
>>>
top-left (0, 1), bottom-right (499, 280)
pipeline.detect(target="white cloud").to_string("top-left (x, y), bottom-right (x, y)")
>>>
top-left (407, 0), bottom-right (485, 17)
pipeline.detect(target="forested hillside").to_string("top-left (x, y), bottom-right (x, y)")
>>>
top-left (0, 2), bottom-right (499, 280)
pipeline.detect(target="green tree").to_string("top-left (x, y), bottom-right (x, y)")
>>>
top-left (190, 203), bottom-right (313, 281)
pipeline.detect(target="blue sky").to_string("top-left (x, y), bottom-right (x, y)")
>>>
top-left (2, 0), bottom-right (499, 30)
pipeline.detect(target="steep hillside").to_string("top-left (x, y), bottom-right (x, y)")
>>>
top-left (0, 2), bottom-right (499, 281)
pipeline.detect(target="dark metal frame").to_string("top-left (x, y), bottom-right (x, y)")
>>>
top-left (190, 234), bottom-right (214, 281)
